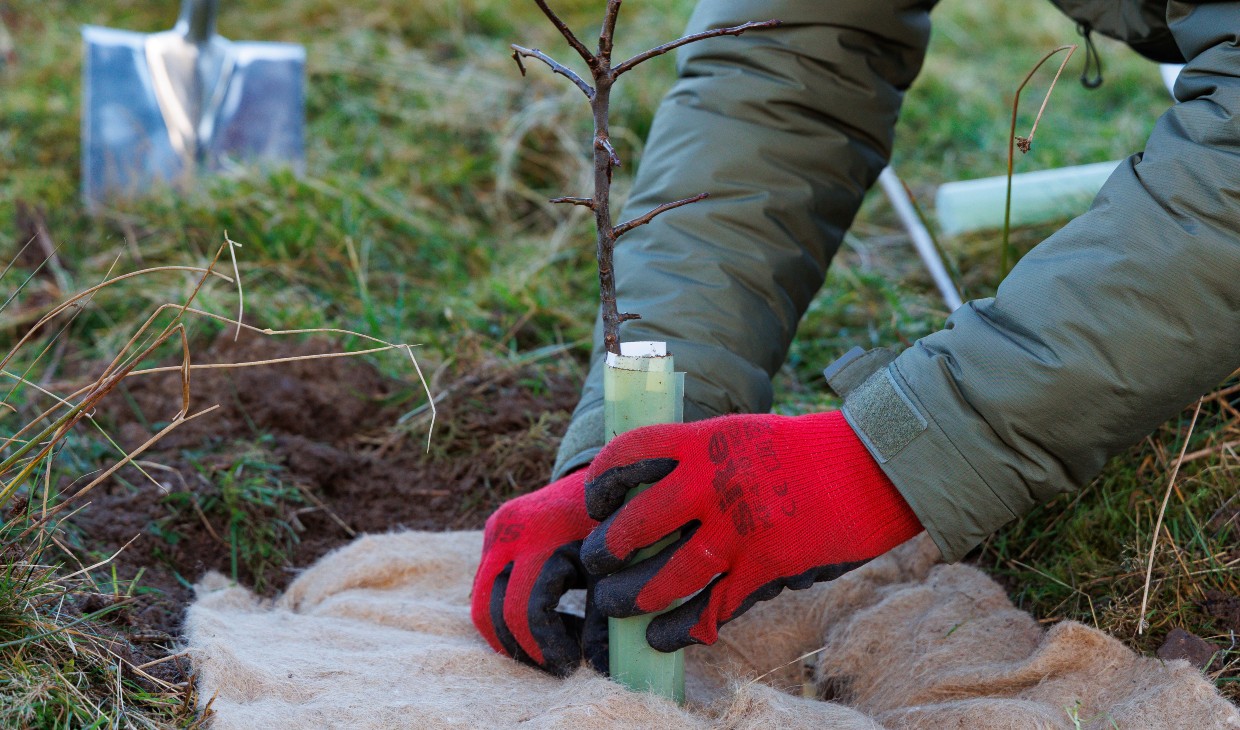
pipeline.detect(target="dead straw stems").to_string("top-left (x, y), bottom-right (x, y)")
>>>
top-left (1, 235), bottom-right (435, 544)
top-left (1138, 398), bottom-right (1202, 634)
top-left (1002, 44), bottom-right (1076, 278)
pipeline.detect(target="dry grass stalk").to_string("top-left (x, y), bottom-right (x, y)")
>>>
top-left (1138, 398), bottom-right (1203, 634)
top-left (0, 246), bottom-right (428, 540)
top-left (1001, 44), bottom-right (1076, 277)
top-left (2, 238), bottom-right (436, 524)
top-left (0, 232), bottom-right (439, 724)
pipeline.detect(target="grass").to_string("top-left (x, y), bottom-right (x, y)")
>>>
top-left (0, 523), bottom-right (200, 728)
top-left (1, 0), bottom-right (1236, 722)
top-left (982, 392), bottom-right (1240, 670)
top-left (152, 439), bottom-right (304, 594)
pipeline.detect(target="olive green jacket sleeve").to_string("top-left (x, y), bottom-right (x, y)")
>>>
top-left (838, 0), bottom-right (1240, 561)
top-left (552, 0), bottom-right (938, 476)
top-left (554, 0), bottom-right (1240, 564)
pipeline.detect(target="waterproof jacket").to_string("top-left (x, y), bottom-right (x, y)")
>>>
top-left (551, 0), bottom-right (1240, 562)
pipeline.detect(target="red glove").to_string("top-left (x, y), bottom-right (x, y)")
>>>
top-left (581, 410), bottom-right (923, 652)
top-left (471, 470), bottom-right (607, 676)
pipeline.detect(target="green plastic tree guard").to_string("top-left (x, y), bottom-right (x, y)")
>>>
top-left (603, 340), bottom-right (686, 703)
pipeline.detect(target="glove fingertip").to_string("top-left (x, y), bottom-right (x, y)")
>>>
top-left (592, 524), bottom-right (699, 618)
top-left (580, 511), bottom-right (626, 575)
top-left (489, 564), bottom-right (526, 661)
top-left (471, 579), bottom-right (500, 652)
top-left (645, 578), bottom-right (719, 653)
top-left (526, 545), bottom-right (589, 677)
top-left (583, 580), bottom-right (610, 675)
top-left (585, 457), bottom-right (678, 521)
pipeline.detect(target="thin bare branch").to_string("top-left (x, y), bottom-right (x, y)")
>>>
top-left (598, 0), bottom-right (622, 63)
top-left (510, 45), bottom-right (594, 98)
top-left (596, 137), bottom-right (621, 167)
top-left (614, 193), bottom-right (709, 237)
top-left (549, 196), bottom-right (595, 209)
top-left (533, 0), bottom-right (596, 66)
top-left (612, 19), bottom-right (781, 77)
top-left (514, 4), bottom-right (778, 354)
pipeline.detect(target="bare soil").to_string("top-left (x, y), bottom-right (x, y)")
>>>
top-left (1203, 590), bottom-right (1240, 635)
top-left (60, 331), bottom-right (581, 684)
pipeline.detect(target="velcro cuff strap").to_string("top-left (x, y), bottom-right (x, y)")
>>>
top-left (823, 346), bottom-right (897, 398)
top-left (841, 367), bottom-right (927, 463)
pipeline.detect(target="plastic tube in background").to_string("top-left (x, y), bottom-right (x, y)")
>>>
top-left (933, 160), bottom-right (1122, 237)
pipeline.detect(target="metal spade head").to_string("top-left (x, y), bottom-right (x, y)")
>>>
top-left (82, 0), bottom-right (304, 207)
top-left (0, 13), bottom-right (15, 70)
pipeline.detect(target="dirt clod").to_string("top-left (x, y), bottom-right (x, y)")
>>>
top-left (1157, 627), bottom-right (1221, 670)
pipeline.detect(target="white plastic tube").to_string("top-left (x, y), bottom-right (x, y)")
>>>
top-left (878, 167), bottom-right (963, 311)
top-left (932, 160), bottom-right (1122, 238)
top-left (1161, 64), bottom-right (1183, 98)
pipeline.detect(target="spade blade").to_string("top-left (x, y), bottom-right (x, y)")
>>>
top-left (81, 1), bottom-right (304, 208)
